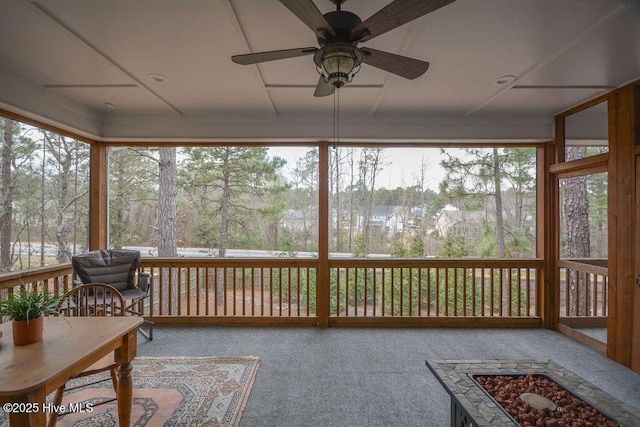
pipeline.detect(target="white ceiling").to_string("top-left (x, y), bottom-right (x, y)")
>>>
top-left (0, 0), bottom-right (638, 143)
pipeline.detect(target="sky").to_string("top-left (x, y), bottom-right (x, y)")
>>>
top-left (268, 146), bottom-right (454, 191)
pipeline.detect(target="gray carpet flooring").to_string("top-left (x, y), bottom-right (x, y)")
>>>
top-left (137, 326), bottom-right (640, 427)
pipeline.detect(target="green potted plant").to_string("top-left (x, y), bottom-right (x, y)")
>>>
top-left (0, 284), bottom-right (61, 346)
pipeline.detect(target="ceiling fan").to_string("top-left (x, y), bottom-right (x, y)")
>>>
top-left (232, 0), bottom-right (455, 97)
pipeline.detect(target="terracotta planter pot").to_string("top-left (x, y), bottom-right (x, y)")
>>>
top-left (12, 315), bottom-right (44, 346)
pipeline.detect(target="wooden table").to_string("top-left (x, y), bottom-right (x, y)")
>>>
top-left (0, 316), bottom-right (143, 427)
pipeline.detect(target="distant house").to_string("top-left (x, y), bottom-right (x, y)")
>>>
top-left (369, 206), bottom-right (402, 237)
top-left (340, 206), bottom-right (404, 238)
top-left (434, 204), bottom-right (485, 237)
top-left (282, 209), bottom-right (316, 235)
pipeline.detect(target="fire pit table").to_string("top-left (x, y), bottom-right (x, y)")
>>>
top-left (426, 359), bottom-right (640, 426)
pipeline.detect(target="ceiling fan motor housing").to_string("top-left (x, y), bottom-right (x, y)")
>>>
top-left (314, 10), bottom-right (366, 88)
top-left (314, 43), bottom-right (364, 88)
top-left (319, 10), bottom-right (364, 45)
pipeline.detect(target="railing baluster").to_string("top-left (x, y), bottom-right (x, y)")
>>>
top-left (507, 268), bottom-right (513, 316)
top-left (185, 267), bottom-right (191, 316)
top-left (489, 268), bottom-right (495, 317)
top-left (296, 268), bottom-right (300, 317)
top-left (428, 267), bottom-right (432, 317)
top-left (354, 268), bottom-right (359, 317)
top-left (602, 276), bottom-right (608, 316)
top-left (435, 267), bottom-right (440, 316)
top-left (278, 267), bottom-right (283, 317)
top-left (444, 268), bottom-right (450, 316)
top-left (453, 268), bottom-right (459, 316)
top-left (389, 267), bottom-right (396, 316)
top-left (379, 267), bottom-right (384, 317)
top-left (399, 267), bottom-right (404, 317)
top-left (525, 268), bottom-right (531, 316)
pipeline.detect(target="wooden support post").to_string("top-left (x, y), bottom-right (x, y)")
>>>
top-left (634, 146), bottom-right (640, 373)
top-left (607, 84), bottom-right (639, 370)
top-left (317, 142), bottom-right (330, 327)
top-left (89, 142), bottom-right (108, 250)
top-left (538, 142), bottom-right (558, 329)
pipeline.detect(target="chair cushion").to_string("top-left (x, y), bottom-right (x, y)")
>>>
top-left (72, 250), bottom-right (141, 291)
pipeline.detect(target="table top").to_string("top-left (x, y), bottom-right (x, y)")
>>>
top-left (0, 316), bottom-right (142, 396)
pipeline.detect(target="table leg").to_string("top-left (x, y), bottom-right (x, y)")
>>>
top-left (114, 328), bottom-right (138, 427)
top-left (116, 362), bottom-right (133, 427)
top-left (6, 387), bottom-right (46, 427)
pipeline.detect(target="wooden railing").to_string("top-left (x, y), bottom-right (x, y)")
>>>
top-left (1, 258), bottom-right (545, 327)
top-left (140, 258), bottom-right (317, 324)
top-left (0, 264), bottom-right (74, 324)
top-left (329, 259), bottom-right (541, 319)
top-left (558, 259), bottom-right (608, 319)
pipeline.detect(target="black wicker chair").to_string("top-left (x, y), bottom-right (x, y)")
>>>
top-left (72, 249), bottom-right (153, 340)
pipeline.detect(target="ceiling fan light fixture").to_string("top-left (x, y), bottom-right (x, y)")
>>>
top-left (314, 44), bottom-right (363, 88)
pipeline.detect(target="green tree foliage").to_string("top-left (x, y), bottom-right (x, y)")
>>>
top-left (1, 121), bottom-right (89, 271)
top-left (439, 147), bottom-right (536, 258)
top-left (178, 146), bottom-right (287, 256)
top-left (108, 148), bottom-right (157, 248)
top-left (287, 148), bottom-right (318, 252)
top-left (440, 232), bottom-right (468, 257)
top-left (42, 131), bottom-right (90, 263)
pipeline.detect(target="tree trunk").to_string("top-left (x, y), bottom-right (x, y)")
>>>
top-left (219, 150), bottom-right (230, 258)
top-left (158, 147), bottom-right (178, 314)
top-left (0, 119), bottom-right (14, 271)
top-left (564, 146), bottom-right (590, 315)
top-left (348, 149), bottom-right (355, 251)
top-left (493, 148), bottom-right (506, 258)
top-left (492, 148), bottom-right (509, 315)
top-left (216, 149), bottom-right (231, 306)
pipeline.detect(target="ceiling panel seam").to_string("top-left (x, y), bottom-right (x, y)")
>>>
top-left (27, 0), bottom-right (184, 115)
top-left (369, 18), bottom-right (424, 116)
top-left (224, 0), bottom-right (277, 115)
top-left (465, 2), bottom-right (632, 117)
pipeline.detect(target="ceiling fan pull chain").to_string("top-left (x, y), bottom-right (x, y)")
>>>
top-left (332, 87), bottom-right (341, 149)
top-left (336, 88), bottom-right (341, 147)
top-left (337, 88), bottom-right (340, 146)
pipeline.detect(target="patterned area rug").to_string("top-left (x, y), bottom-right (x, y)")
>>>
top-left (0, 356), bottom-right (259, 427)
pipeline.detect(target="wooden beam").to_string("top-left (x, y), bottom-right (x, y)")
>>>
top-left (557, 323), bottom-right (607, 354)
top-left (632, 86), bottom-right (640, 373)
top-left (554, 114), bottom-right (565, 164)
top-left (329, 316), bottom-right (541, 328)
top-left (89, 142), bottom-right (107, 250)
top-left (316, 142), bottom-right (330, 327)
top-left (607, 84), bottom-right (638, 370)
top-left (548, 153), bottom-right (608, 177)
top-left (540, 139), bottom-right (559, 329)
top-left (0, 108), bottom-right (96, 144)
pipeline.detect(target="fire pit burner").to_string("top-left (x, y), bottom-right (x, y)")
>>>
top-left (473, 374), bottom-right (618, 426)
top-left (425, 359), bottom-right (640, 427)
top-left (519, 392), bottom-right (556, 411)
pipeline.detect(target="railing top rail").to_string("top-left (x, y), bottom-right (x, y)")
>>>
top-left (139, 257), bottom-right (543, 269)
top-left (329, 258), bottom-right (544, 268)
top-left (558, 259), bottom-right (608, 275)
top-left (0, 263), bottom-right (73, 290)
top-left (140, 257), bottom-right (318, 268)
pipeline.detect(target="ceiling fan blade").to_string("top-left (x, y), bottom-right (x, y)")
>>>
top-left (352, 0), bottom-right (455, 42)
top-left (279, 0), bottom-right (336, 38)
top-left (314, 77), bottom-right (335, 97)
top-left (232, 47), bottom-right (317, 65)
top-left (361, 48), bottom-right (429, 80)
